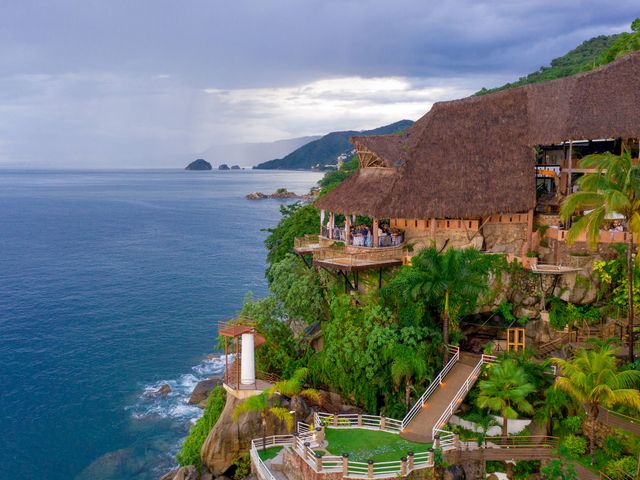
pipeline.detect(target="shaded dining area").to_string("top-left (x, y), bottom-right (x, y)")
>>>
top-left (320, 210), bottom-right (404, 248)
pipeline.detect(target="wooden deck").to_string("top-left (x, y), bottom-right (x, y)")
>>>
top-left (313, 256), bottom-right (403, 272)
top-left (401, 352), bottom-right (480, 443)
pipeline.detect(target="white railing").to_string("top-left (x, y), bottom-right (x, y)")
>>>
top-left (430, 354), bottom-right (495, 439)
top-left (250, 435), bottom-right (294, 480)
top-left (401, 345), bottom-right (460, 429)
top-left (314, 412), bottom-right (403, 434)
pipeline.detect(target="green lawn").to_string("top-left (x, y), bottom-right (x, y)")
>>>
top-left (257, 446), bottom-right (283, 461)
top-left (324, 428), bottom-right (431, 462)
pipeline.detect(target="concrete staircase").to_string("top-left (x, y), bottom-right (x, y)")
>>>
top-left (401, 352), bottom-right (483, 443)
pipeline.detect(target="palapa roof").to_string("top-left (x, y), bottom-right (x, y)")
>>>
top-left (316, 52), bottom-right (640, 219)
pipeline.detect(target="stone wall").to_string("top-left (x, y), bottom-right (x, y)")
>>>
top-left (483, 222), bottom-right (528, 254)
top-left (282, 448), bottom-right (343, 480)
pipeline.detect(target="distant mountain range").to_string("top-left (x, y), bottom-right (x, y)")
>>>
top-left (198, 136), bottom-right (321, 168)
top-left (254, 120), bottom-right (414, 170)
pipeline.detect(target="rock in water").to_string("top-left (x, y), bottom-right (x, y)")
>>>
top-left (245, 192), bottom-right (267, 200)
top-left (159, 465), bottom-right (199, 480)
top-left (218, 164), bottom-right (230, 170)
top-left (230, 165), bottom-right (241, 170)
top-left (188, 377), bottom-right (222, 406)
top-left (185, 159), bottom-right (212, 170)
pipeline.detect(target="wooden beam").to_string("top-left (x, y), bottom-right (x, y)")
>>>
top-left (345, 214), bottom-right (351, 245)
top-left (567, 140), bottom-right (573, 194)
top-left (373, 218), bottom-right (379, 247)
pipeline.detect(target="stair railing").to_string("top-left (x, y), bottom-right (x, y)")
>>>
top-left (401, 345), bottom-right (460, 430)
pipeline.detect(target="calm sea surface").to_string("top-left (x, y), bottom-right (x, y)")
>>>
top-left (0, 169), bottom-right (322, 479)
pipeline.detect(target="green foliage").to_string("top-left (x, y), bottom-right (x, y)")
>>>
top-left (548, 297), bottom-right (601, 330)
top-left (311, 294), bottom-right (442, 416)
top-left (513, 460), bottom-right (540, 480)
top-left (240, 295), bottom-right (305, 377)
top-left (593, 251), bottom-right (640, 314)
top-left (561, 416), bottom-right (583, 435)
top-left (231, 453), bottom-right (251, 480)
top-left (560, 434), bottom-right (587, 458)
top-left (493, 300), bottom-right (516, 323)
top-left (604, 456), bottom-right (637, 480)
top-left (597, 18), bottom-right (640, 65)
top-left (176, 386), bottom-right (226, 467)
top-left (603, 434), bottom-right (624, 460)
top-left (540, 459), bottom-right (578, 480)
top-left (477, 358), bottom-right (536, 434)
top-left (268, 254), bottom-right (331, 323)
top-left (263, 202), bottom-right (320, 279)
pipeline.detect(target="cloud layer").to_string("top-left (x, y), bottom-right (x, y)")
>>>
top-left (0, 1), bottom-right (637, 167)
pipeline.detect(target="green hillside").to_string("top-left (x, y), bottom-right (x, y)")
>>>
top-left (254, 120), bottom-right (413, 170)
top-left (476, 17), bottom-right (640, 95)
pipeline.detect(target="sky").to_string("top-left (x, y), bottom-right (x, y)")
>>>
top-left (0, 1), bottom-right (638, 168)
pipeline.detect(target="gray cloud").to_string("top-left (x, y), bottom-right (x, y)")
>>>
top-left (0, 1), bottom-right (637, 167)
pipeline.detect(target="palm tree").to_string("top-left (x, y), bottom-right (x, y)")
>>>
top-left (269, 367), bottom-right (321, 430)
top-left (232, 391), bottom-right (293, 451)
top-left (552, 345), bottom-right (640, 464)
top-left (385, 345), bottom-right (429, 413)
top-left (401, 246), bottom-right (489, 361)
top-left (476, 359), bottom-right (535, 439)
top-left (534, 386), bottom-right (575, 436)
top-left (560, 146), bottom-right (640, 362)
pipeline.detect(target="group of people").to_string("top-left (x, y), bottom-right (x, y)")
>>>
top-left (348, 223), bottom-right (403, 247)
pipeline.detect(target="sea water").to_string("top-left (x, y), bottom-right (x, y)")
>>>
top-left (0, 169), bottom-right (322, 479)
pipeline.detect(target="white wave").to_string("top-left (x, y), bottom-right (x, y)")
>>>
top-left (127, 353), bottom-right (229, 422)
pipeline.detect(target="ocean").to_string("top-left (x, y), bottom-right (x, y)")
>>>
top-left (0, 169), bottom-right (322, 479)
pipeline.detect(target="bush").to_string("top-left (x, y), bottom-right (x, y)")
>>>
top-left (231, 453), bottom-right (251, 480)
top-left (541, 459), bottom-right (577, 480)
top-left (560, 434), bottom-right (587, 459)
top-left (176, 386), bottom-right (227, 467)
top-left (562, 416), bottom-right (583, 434)
top-left (605, 456), bottom-right (637, 480)
top-left (603, 435), bottom-right (624, 459)
top-left (514, 460), bottom-right (540, 479)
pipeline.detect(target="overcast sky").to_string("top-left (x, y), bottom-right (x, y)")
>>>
top-left (0, 1), bottom-right (637, 168)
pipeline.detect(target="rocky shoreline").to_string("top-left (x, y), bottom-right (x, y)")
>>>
top-left (245, 188), bottom-right (310, 201)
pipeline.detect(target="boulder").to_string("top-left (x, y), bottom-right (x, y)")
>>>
top-left (201, 394), bottom-right (289, 476)
top-left (185, 159), bottom-right (212, 171)
top-left (230, 165), bottom-right (241, 170)
top-left (159, 465), bottom-right (199, 480)
top-left (218, 164), bottom-right (230, 170)
top-left (189, 377), bottom-right (223, 407)
top-left (245, 192), bottom-right (267, 200)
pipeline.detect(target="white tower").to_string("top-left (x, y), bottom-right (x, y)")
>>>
top-left (240, 332), bottom-right (256, 385)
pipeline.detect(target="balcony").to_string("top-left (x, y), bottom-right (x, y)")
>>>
top-left (321, 226), bottom-right (405, 248)
top-left (544, 226), bottom-right (632, 244)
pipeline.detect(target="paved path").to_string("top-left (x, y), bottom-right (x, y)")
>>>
top-left (401, 352), bottom-right (480, 443)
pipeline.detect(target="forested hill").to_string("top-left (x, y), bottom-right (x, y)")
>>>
top-left (475, 35), bottom-right (619, 95)
top-left (254, 120), bottom-right (413, 170)
top-left (476, 18), bottom-right (640, 95)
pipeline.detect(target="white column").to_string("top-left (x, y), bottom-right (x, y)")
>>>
top-left (320, 209), bottom-right (325, 233)
top-left (240, 332), bottom-right (255, 385)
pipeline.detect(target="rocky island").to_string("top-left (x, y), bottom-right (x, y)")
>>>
top-left (185, 159), bottom-right (212, 171)
top-left (245, 188), bottom-right (308, 201)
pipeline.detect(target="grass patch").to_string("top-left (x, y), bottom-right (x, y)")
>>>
top-left (257, 446), bottom-right (283, 462)
top-left (324, 428), bottom-right (431, 462)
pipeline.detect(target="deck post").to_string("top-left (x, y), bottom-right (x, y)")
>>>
top-left (373, 218), bottom-right (379, 247)
top-left (380, 416), bottom-right (386, 430)
top-left (434, 434), bottom-right (440, 450)
top-left (357, 413), bottom-right (363, 426)
top-left (367, 460), bottom-right (374, 478)
top-left (345, 214), bottom-right (351, 245)
top-left (407, 451), bottom-right (414, 470)
top-left (328, 212), bottom-right (334, 239)
top-left (320, 209), bottom-right (325, 235)
top-left (314, 452), bottom-right (323, 471)
top-left (315, 426), bottom-right (324, 446)
top-left (333, 414), bottom-right (338, 427)
top-left (400, 456), bottom-right (407, 475)
top-left (304, 442), bottom-right (311, 461)
top-left (342, 454), bottom-right (349, 475)
top-left (427, 447), bottom-right (434, 467)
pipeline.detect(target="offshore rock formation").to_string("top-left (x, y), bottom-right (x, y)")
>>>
top-left (185, 159), bottom-right (212, 170)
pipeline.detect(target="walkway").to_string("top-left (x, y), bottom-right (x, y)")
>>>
top-left (598, 406), bottom-right (640, 436)
top-left (401, 352), bottom-right (481, 443)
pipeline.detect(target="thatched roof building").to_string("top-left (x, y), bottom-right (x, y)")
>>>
top-left (316, 52), bottom-right (640, 219)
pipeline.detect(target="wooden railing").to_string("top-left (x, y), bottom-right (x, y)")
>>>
top-left (314, 412), bottom-right (403, 434)
top-left (402, 345), bottom-right (460, 429)
top-left (313, 244), bottom-right (405, 265)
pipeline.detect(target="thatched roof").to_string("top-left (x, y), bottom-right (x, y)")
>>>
top-left (317, 52), bottom-right (640, 219)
